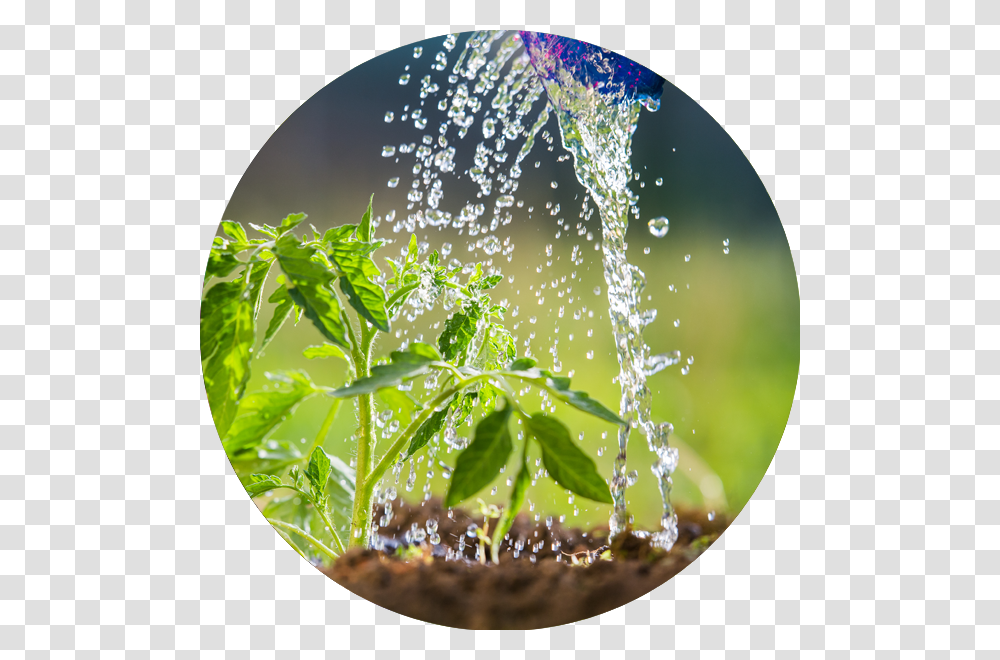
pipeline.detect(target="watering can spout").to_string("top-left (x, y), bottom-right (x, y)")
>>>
top-left (519, 32), bottom-right (665, 108)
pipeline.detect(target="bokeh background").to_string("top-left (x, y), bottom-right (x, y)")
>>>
top-left (213, 32), bottom-right (799, 532)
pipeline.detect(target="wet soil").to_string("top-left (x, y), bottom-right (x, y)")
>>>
top-left (323, 499), bottom-right (728, 629)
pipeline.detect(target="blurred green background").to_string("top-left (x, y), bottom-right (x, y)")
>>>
top-left (213, 33), bottom-right (799, 532)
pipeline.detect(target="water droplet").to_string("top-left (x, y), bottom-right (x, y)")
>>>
top-left (551, 181), bottom-right (558, 189)
top-left (387, 177), bottom-right (399, 188)
top-left (655, 177), bottom-right (663, 186)
top-left (382, 145), bottom-right (396, 157)
top-left (684, 254), bottom-right (691, 262)
top-left (723, 247), bottom-right (730, 254)
top-left (399, 73), bottom-right (411, 85)
top-left (648, 217), bottom-right (669, 238)
top-left (586, 351), bottom-right (594, 359)
top-left (384, 111), bottom-right (394, 123)
top-left (482, 117), bottom-right (496, 139)
top-left (707, 511), bottom-right (715, 521)
top-left (413, 46), bottom-right (423, 58)
top-left (673, 319), bottom-right (680, 327)
top-left (593, 286), bottom-right (601, 295)
top-left (643, 247), bottom-right (650, 254)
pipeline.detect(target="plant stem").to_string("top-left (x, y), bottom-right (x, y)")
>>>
top-left (349, 321), bottom-right (378, 548)
top-left (265, 485), bottom-right (346, 555)
top-left (355, 373), bottom-right (496, 526)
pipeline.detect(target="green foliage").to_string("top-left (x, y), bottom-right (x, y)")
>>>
top-left (201, 195), bottom-right (623, 564)
top-left (444, 406), bottom-right (514, 508)
top-left (404, 405), bottom-right (449, 458)
top-left (201, 260), bottom-right (270, 437)
top-left (273, 232), bottom-right (350, 347)
top-left (302, 343), bottom-right (349, 361)
top-left (525, 413), bottom-right (613, 504)
top-left (222, 370), bottom-right (320, 456)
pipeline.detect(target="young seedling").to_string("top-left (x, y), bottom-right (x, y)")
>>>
top-left (201, 195), bottom-right (624, 564)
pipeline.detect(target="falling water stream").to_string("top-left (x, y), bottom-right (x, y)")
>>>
top-left (381, 31), bottom-right (680, 550)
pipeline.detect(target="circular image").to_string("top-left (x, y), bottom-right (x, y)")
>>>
top-left (201, 31), bottom-right (799, 629)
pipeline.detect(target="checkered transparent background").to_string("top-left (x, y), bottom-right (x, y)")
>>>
top-left (1, 0), bottom-right (997, 655)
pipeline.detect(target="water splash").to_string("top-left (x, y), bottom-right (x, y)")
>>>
top-left (521, 32), bottom-right (678, 549)
top-left (380, 31), bottom-right (680, 550)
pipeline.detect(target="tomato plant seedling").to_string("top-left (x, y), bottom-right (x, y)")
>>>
top-left (201, 196), bottom-right (623, 563)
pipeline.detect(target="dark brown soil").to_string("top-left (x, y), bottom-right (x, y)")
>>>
top-left (324, 499), bottom-right (728, 629)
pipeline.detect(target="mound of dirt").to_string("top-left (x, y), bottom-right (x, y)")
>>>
top-left (323, 499), bottom-right (728, 629)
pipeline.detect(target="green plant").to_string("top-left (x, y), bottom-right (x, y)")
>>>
top-left (200, 196), bottom-right (623, 564)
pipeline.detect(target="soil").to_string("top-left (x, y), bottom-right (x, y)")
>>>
top-left (323, 499), bottom-right (729, 629)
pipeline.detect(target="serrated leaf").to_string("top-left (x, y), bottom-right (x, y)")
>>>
top-left (525, 413), bottom-right (613, 504)
top-left (273, 232), bottom-right (349, 347)
top-left (404, 405), bottom-right (450, 458)
top-left (204, 248), bottom-right (243, 281)
top-left (453, 391), bottom-right (478, 426)
top-left (222, 370), bottom-right (319, 456)
top-left (319, 224), bottom-right (353, 244)
top-left (445, 406), bottom-right (513, 508)
top-left (201, 261), bottom-right (271, 437)
top-left (491, 452), bottom-right (530, 563)
top-left (278, 213), bottom-right (306, 235)
top-left (260, 285), bottom-right (295, 355)
top-left (302, 343), bottom-right (349, 361)
top-left (305, 447), bottom-right (332, 500)
top-left (438, 300), bottom-right (483, 365)
top-left (357, 194), bottom-right (374, 242)
top-left (245, 473), bottom-right (284, 497)
top-left (331, 245), bottom-right (390, 332)
top-left (221, 220), bottom-right (248, 245)
top-left (249, 222), bottom-right (279, 238)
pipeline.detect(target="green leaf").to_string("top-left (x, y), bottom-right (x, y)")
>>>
top-left (231, 438), bottom-right (305, 478)
top-left (507, 368), bottom-right (624, 425)
top-left (278, 213), bottom-right (306, 235)
top-left (305, 447), bottom-right (332, 500)
top-left (245, 473), bottom-right (284, 497)
top-left (357, 194), bottom-right (374, 242)
top-left (507, 357), bottom-right (537, 371)
top-left (525, 413), bottom-right (613, 504)
top-left (406, 342), bottom-right (442, 361)
top-left (453, 391), bottom-right (478, 426)
top-left (204, 248), bottom-right (242, 281)
top-left (438, 300), bottom-right (483, 365)
top-left (445, 406), bottom-right (513, 508)
top-left (323, 224), bottom-right (357, 244)
top-left (222, 370), bottom-right (319, 456)
top-left (302, 343), bottom-right (349, 361)
top-left (331, 347), bottom-right (437, 397)
top-left (273, 232), bottom-right (349, 347)
top-left (337, 260), bottom-right (390, 332)
top-left (249, 222), bottom-right (279, 238)
top-left (201, 261), bottom-right (271, 437)
top-left (379, 387), bottom-right (423, 421)
top-left (404, 405), bottom-right (450, 458)
top-left (221, 220), bottom-right (248, 245)
top-left (491, 452), bottom-right (530, 563)
top-left (260, 285), bottom-right (295, 355)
